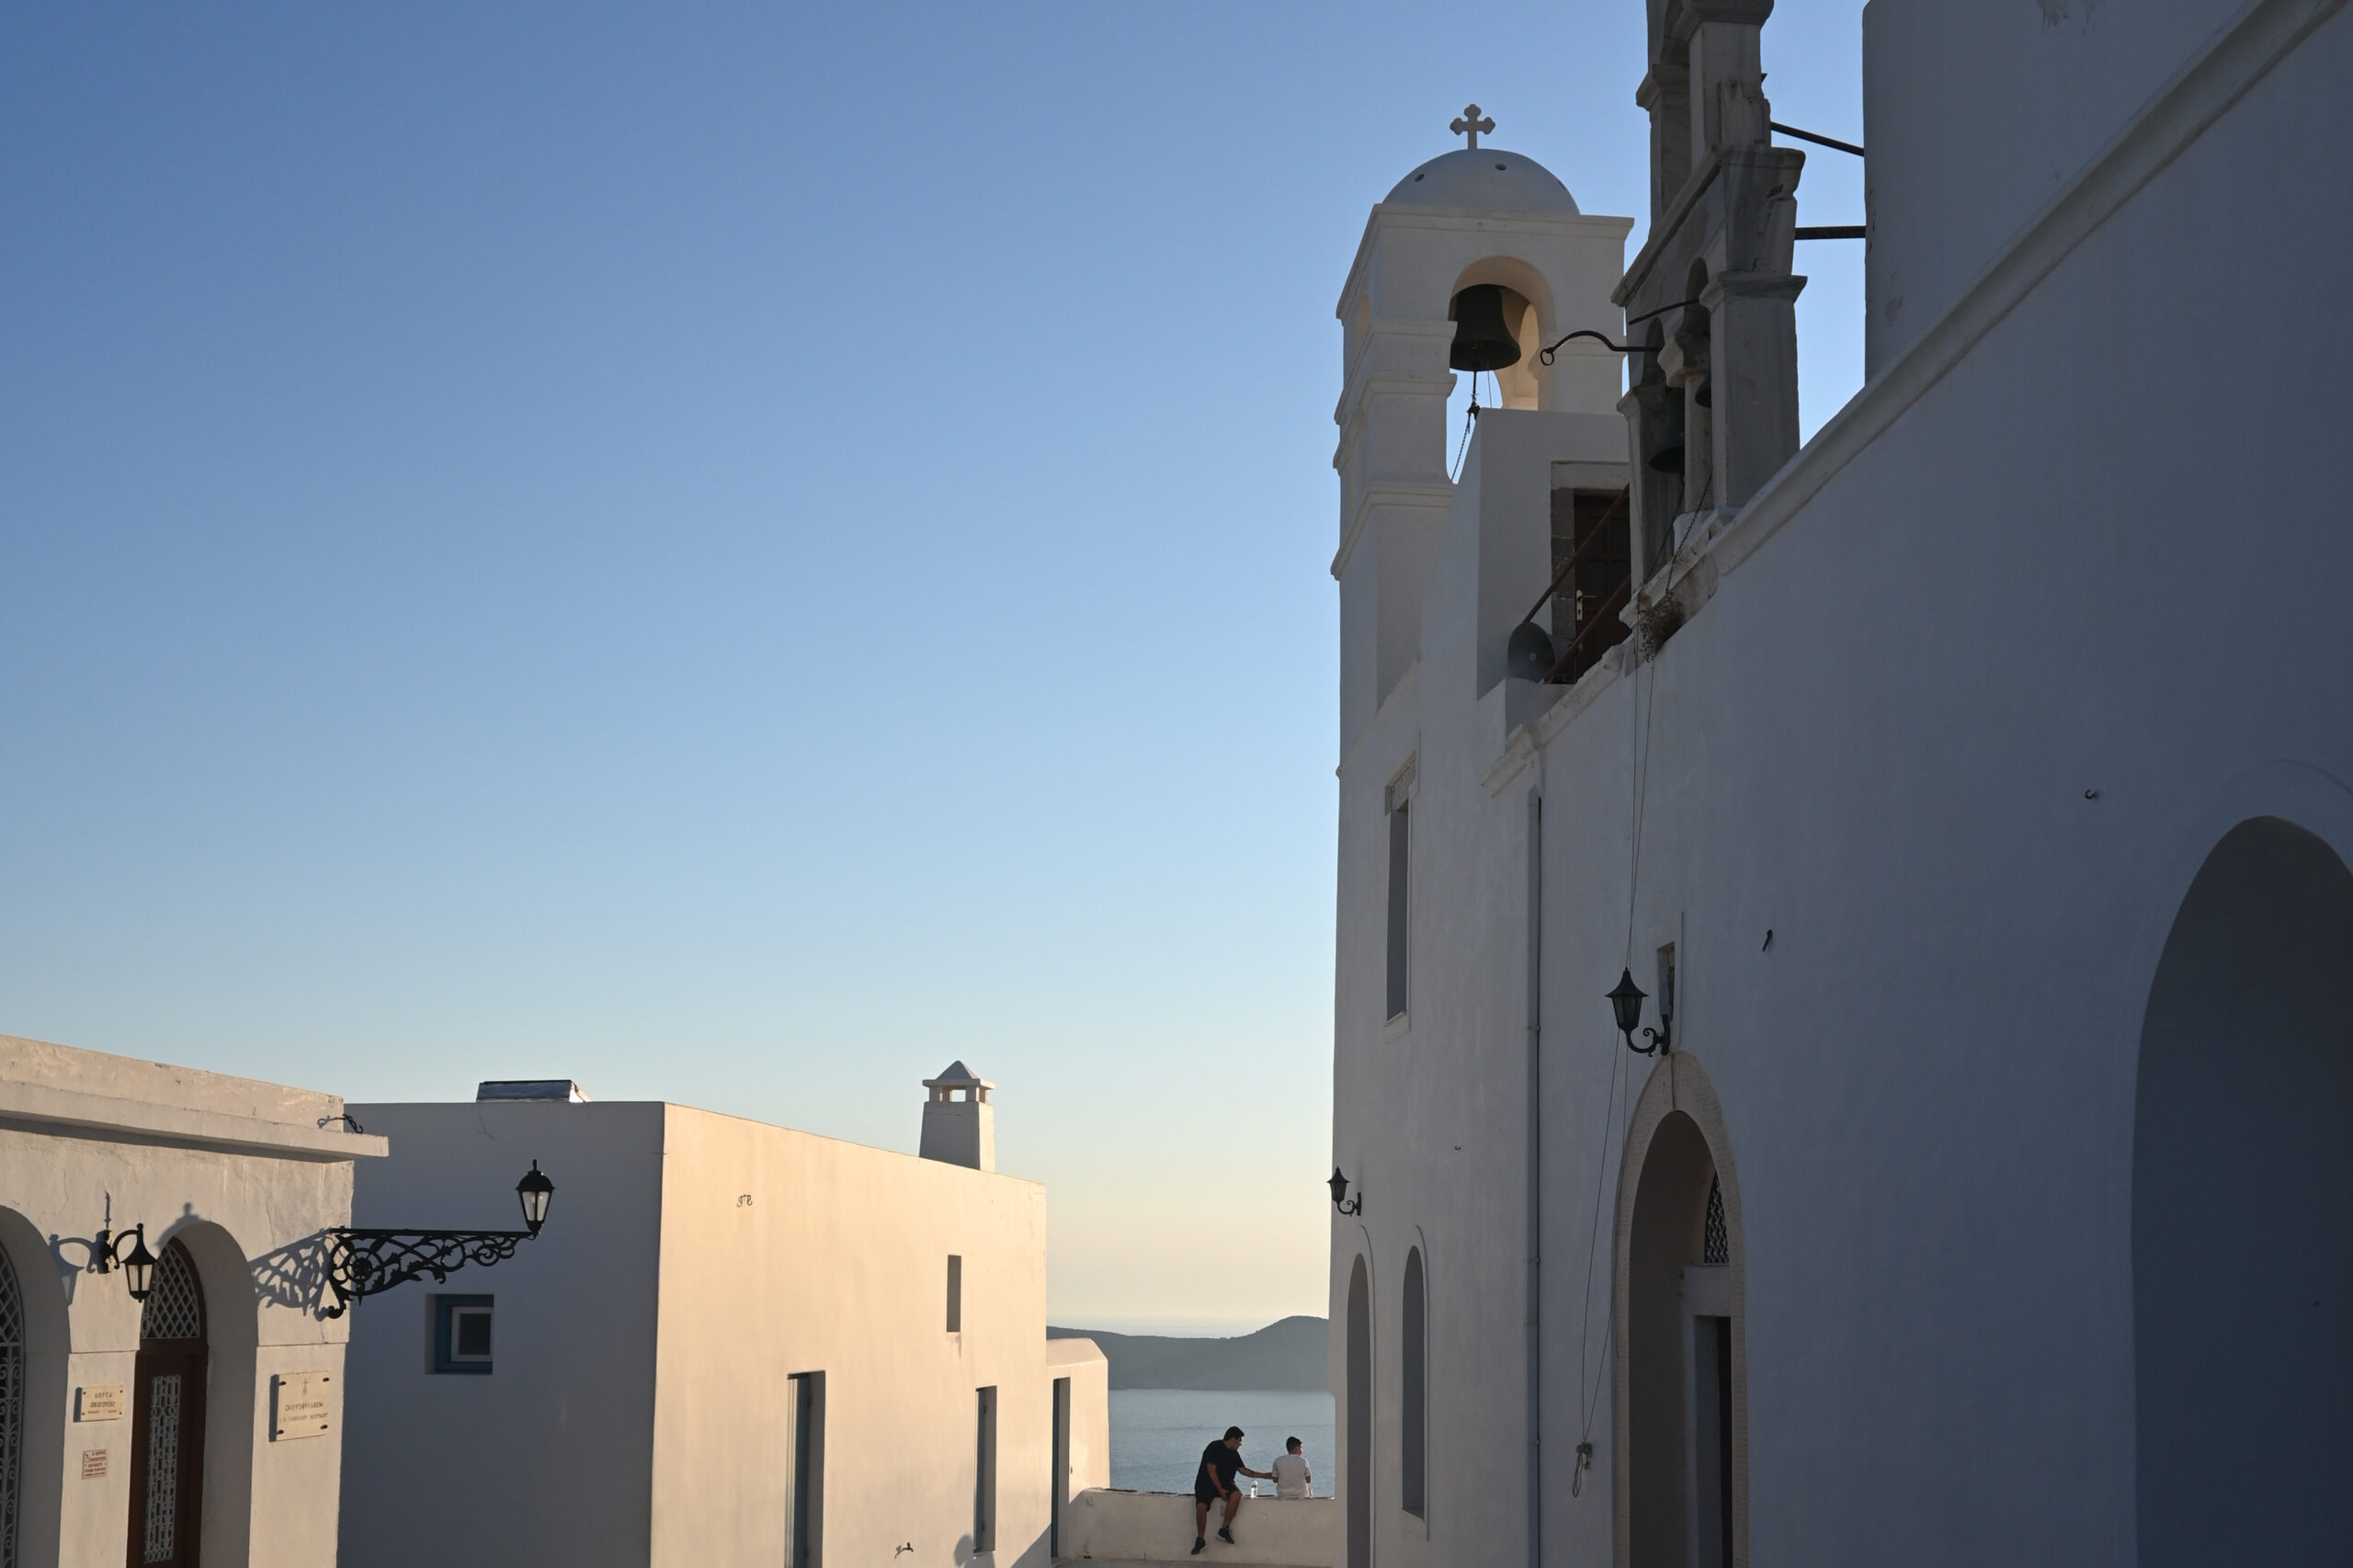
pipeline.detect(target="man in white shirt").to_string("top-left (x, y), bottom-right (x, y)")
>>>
top-left (1270, 1437), bottom-right (1313, 1499)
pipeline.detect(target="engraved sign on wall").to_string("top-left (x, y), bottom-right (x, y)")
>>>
top-left (75, 1384), bottom-right (126, 1421)
top-left (80, 1449), bottom-right (108, 1479)
top-left (270, 1370), bottom-right (335, 1441)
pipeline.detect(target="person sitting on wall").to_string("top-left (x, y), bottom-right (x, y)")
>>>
top-left (1270, 1437), bottom-right (1313, 1499)
top-left (1193, 1425), bottom-right (1274, 1553)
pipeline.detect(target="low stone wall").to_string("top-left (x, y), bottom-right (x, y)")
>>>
top-left (1062, 1487), bottom-right (1335, 1566)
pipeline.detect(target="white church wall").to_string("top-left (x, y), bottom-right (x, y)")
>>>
top-left (0, 1035), bottom-right (377, 1568)
top-left (1860, 0), bottom-right (2251, 375)
top-left (1333, 5), bottom-right (2353, 1564)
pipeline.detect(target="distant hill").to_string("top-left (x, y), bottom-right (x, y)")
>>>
top-left (1049, 1316), bottom-right (1328, 1391)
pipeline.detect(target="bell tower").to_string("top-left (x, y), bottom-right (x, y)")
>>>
top-left (1333, 109), bottom-right (1636, 753)
top-left (1618, 0), bottom-right (1807, 590)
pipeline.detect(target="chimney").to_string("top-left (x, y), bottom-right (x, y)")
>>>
top-left (919, 1061), bottom-right (995, 1172)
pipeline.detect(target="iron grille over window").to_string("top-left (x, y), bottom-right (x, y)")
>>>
top-left (141, 1242), bottom-right (204, 1343)
top-left (1703, 1176), bottom-right (1729, 1267)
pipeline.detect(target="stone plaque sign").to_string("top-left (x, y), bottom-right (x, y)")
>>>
top-left (80, 1449), bottom-right (107, 1480)
top-left (270, 1370), bottom-right (335, 1441)
top-left (75, 1385), bottom-right (124, 1422)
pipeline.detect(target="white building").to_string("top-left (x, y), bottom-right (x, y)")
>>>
top-left (1327, 5), bottom-right (2353, 1568)
top-left (338, 1065), bottom-right (1108, 1568)
top-left (0, 1032), bottom-right (381, 1568)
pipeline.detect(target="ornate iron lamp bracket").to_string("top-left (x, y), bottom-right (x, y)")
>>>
top-left (323, 1228), bottom-right (540, 1317)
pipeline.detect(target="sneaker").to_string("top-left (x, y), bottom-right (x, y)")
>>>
top-left (1192, 1540), bottom-right (1206, 1556)
top-left (1219, 1528), bottom-right (1236, 1545)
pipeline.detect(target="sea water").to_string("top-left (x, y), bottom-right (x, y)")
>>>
top-left (1108, 1389), bottom-right (1336, 1497)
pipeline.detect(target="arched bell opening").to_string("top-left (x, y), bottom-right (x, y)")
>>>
top-left (1615, 1058), bottom-right (1745, 1568)
top-left (2134, 816), bottom-right (2353, 1564)
top-left (1662, 259), bottom-right (1714, 517)
top-left (1628, 320), bottom-right (1681, 585)
top-left (1345, 1254), bottom-right (1373, 1568)
top-left (1446, 258), bottom-right (1559, 414)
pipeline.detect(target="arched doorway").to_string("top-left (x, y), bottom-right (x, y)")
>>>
top-left (1345, 1255), bottom-right (1370, 1568)
top-left (0, 1241), bottom-right (23, 1568)
top-left (1616, 1058), bottom-right (1742, 1568)
top-left (2134, 816), bottom-right (2353, 1564)
top-left (126, 1238), bottom-right (207, 1568)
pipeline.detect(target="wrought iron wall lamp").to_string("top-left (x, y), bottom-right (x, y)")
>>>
top-left (321, 1160), bottom-right (557, 1317)
top-left (1328, 1166), bottom-right (1363, 1216)
top-left (1608, 968), bottom-right (1671, 1056)
top-left (91, 1222), bottom-right (158, 1301)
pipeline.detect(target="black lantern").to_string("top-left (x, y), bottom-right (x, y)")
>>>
top-left (1327, 1166), bottom-right (1362, 1217)
top-left (516, 1161), bottom-right (555, 1234)
top-left (1608, 967), bottom-right (1649, 1049)
top-left (118, 1227), bottom-right (157, 1303)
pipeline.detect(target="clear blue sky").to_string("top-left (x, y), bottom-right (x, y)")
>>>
top-left (1, 2), bottom-right (1863, 1329)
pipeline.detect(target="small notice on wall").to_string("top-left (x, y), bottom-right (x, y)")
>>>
top-left (81, 1450), bottom-right (107, 1480)
top-left (75, 1386), bottom-right (125, 1422)
top-left (270, 1370), bottom-right (335, 1441)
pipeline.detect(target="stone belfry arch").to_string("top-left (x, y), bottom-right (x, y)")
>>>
top-left (1618, 0), bottom-right (1806, 590)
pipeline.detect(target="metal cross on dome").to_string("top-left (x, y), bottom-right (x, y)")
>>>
top-left (1450, 104), bottom-right (1496, 149)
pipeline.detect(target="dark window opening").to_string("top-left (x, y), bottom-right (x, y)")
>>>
top-left (1401, 1247), bottom-right (1427, 1516)
top-left (431, 1294), bottom-right (494, 1376)
top-left (947, 1255), bottom-right (962, 1332)
top-left (787, 1371), bottom-right (825, 1568)
top-left (973, 1385), bottom-right (999, 1552)
top-left (1386, 800), bottom-right (1410, 1020)
top-left (1549, 487), bottom-right (1633, 683)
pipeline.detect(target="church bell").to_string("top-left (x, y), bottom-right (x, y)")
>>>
top-left (1646, 390), bottom-right (1688, 474)
top-left (1448, 285), bottom-right (1523, 373)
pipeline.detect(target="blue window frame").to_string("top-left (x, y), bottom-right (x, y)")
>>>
top-left (431, 1294), bottom-right (494, 1375)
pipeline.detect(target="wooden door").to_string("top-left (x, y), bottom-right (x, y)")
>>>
top-left (125, 1240), bottom-right (206, 1568)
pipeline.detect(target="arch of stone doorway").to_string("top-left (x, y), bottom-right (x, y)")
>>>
top-left (0, 1207), bottom-right (68, 1568)
top-left (154, 1220), bottom-right (259, 1568)
top-left (1611, 1051), bottom-right (1746, 1568)
top-left (2134, 815), bottom-right (2353, 1563)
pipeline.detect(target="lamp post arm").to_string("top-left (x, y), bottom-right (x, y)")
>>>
top-left (323, 1228), bottom-right (542, 1318)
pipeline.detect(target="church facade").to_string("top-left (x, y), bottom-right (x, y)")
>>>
top-left (1326, 4), bottom-right (2353, 1567)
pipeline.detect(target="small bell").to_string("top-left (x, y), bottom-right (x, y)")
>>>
top-left (1449, 285), bottom-right (1523, 373)
top-left (1646, 390), bottom-right (1687, 473)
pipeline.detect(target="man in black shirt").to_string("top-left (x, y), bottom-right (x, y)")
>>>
top-left (1192, 1425), bottom-right (1275, 1554)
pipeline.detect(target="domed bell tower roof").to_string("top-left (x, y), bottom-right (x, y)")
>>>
top-left (1384, 104), bottom-right (1579, 213)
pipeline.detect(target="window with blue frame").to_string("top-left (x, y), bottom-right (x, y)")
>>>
top-left (431, 1294), bottom-right (494, 1375)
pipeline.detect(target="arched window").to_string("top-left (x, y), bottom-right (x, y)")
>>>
top-left (0, 1243), bottom-right (23, 1568)
top-left (1345, 1256), bottom-right (1370, 1568)
top-left (1400, 1247), bottom-right (1427, 1517)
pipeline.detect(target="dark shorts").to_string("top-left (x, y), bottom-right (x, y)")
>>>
top-left (1194, 1483), bottom-right (1227, 1505)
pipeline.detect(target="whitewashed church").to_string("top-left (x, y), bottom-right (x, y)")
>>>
top-left (1326, 4), bottom-right (2351, 1568)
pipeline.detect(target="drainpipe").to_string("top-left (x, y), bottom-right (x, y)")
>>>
top-left (1525, 784), bottom-right (1545, 1568)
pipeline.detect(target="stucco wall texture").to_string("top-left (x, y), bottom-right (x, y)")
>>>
top-left (338, 1097), bottom-right (1104, 1568)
